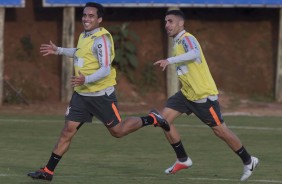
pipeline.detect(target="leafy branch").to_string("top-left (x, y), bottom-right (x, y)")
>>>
top-left (109, 23), bottom-right (140, 82)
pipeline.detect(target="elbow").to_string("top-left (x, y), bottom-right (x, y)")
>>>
top-left (193, 49), bottom-right (201, 58)
top-left (102, 67), bottom-right (111, 78)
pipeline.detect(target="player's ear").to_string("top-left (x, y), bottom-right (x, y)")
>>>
top-left (98, 17), bottom-right (103, 24)
top-left (179, 19), bottom-right (184, 27)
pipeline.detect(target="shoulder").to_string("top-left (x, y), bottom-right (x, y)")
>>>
top-left (93, 35), bottom-right (112, 51)
top-left (95, 34), bottom-right (111, 44)
top-left (181, 32), bottom-right (199, 43)
top-left (180, 33), bottom-right (200, 51)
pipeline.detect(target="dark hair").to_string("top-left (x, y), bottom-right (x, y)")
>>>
top-left (84, 2), bottom-right (105, 18)
top-left (166, 10), bottom-right (185, 20)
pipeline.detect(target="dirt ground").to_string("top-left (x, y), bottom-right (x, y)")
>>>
top-left (1, 92), bottom-right (282, 117)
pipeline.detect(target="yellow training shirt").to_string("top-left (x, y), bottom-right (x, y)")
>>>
top-left (173, 32), bottom-right (218, 101)
top-left (74, 27), bottom-right (116, 93)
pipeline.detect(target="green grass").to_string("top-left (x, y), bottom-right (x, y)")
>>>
top-left (0, 115), bottom-right (281, 184)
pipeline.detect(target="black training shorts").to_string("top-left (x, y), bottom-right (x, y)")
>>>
top-left (65, 91), bottom-right (121, 128)
top-left (166, 91), bottom-right (224, 127)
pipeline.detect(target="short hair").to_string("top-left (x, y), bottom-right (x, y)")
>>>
top-left (166, 10), bottom-right (185, 20)
top-left (84, 2), bottom-right (105, 18)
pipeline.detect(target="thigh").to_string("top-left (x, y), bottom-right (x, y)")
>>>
top-left (61, 120), bottom-right (82, 136)
top-left (166, 91), bottom-right (192, 115)
top-left (193, 99), bottom-right (224, 127)
top-left (162, 107), bottom-right (182, 124)
top-left (85, 91), bottom-right (121, 128)
top-left (65, 92), bottom-right (92, 123)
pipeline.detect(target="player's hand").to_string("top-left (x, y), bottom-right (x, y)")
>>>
top-left (40, 40), bottom-right (58, 56)
top-left (71, 71), bottom-right (85, 87)
top-left (154, 59), bottom-right (169, 71)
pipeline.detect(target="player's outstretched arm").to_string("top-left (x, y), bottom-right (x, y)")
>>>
top-left (40, 40), bottom-right (58, 56)
top-left (154, 59), bottom-right (169, 71)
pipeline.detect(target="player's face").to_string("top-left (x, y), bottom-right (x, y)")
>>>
top-left (82, 7), bottom-right (102, 32)
top-left (165, 14), bottom-right (184, 37)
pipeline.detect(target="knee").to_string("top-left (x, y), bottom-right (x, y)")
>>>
top-left (61, 125), bottom-right (76, 139)
top-left (212, 127), bottom-right (226, 139)
top-left (110, 131), bottom-right (124, 138)
top-left (108, 124), bottom-right (127, 138)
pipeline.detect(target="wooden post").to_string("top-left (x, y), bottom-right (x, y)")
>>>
top-left (166, 7), bottom-right (179, 98)
top-left (166, 37), bottom-right (179, 98)
top-left (61, 7), bottom-right (75, 102)
top-left (0, 8), bottom-right (5, 106)
top-left (275, 8), bottom-right (282, 102)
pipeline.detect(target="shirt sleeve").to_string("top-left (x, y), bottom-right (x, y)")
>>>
top-left (84, 35), bottom-right (112, 84)
top-left (56, 47), bottom-right (77, 58)
top-left (167, 35), bottom-right (201, 64)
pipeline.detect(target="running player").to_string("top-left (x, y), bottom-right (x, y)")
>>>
top-left (27, 2), bottom-right (169, 181)
top-left (154, 9), bottom-right (259, 181)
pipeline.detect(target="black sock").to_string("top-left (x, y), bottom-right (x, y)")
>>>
top-left (235, 146), bottom-right (251, 165)
top-left (45, 152), bottom-right (62, 172)
top-left (141, 116), bottom-right (154, 127)
top-left (171, 141), bottom-right (188, 162)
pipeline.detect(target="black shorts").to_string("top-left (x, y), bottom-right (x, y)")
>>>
top-left (65, 91), bottom-right (121, 128)
top-left (166, 91), bottom-right (224, 127)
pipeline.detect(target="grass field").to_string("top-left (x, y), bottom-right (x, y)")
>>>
top-left (0, 114), bottom-right (281, 184)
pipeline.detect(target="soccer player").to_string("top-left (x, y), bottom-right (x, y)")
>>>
top-left (154, 9), bottom-right (259, 181)
top-left (27, 2), bottom-right (169, 181)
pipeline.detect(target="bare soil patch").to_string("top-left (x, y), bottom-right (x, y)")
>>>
top-left (1, 92), bottom-right (282, 117)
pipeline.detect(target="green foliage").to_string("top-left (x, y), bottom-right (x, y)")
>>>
top-left (3, 87), bottom-right (23, 104)
top-left (14, 34), bottom-right (35, 61)
top-left (20, 34), bottom-right (34, 56)
top-left (3, 80), bottom-right (28, 104)
top-left (140, 62), bottom-right (157, 93)
top-left (249, 93), bottom-right (274, 102)
top-left (109, 23), bottom-right (140, 83)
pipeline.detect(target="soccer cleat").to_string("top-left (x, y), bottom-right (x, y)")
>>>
top-left (27, 167), bottom-right (53, 181)
top-left (149, 110), bottom-right (170, 131)
top-left (240, 156), bottom-right (259, 181)
top-left (165, 157), bottom-right (193, 174)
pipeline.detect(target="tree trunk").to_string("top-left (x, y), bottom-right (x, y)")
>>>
top-left (0, 8), bottom-right (5, 106)
top-left (61, 7), bottom-right (75, 102)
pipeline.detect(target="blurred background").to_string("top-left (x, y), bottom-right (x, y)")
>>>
top-left (0, 0), bottom-right (282, 115)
